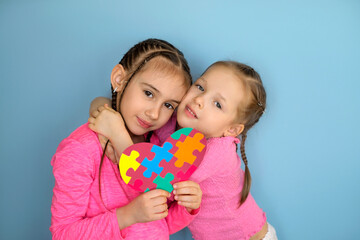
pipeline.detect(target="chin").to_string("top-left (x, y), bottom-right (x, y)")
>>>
top-left (127, 125), bottom-right (146, 136)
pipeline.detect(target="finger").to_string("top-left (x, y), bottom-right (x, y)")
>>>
top-left (152, 203), bottom-right (168, 214)
top-left (152, 209), bottom-right (168, 221)
top-left (173, 186), bottom-right (200, 196)
top-left (91, 109), bottom-right (100, 118)
top-left (146, 189), bottom-right (171, 199)
top-left (177, 201), bottom-right (199, 210)
top-left (175, 195), bottom-right (198, 203)
top-left (150, 196), bottom-right (168, 207)
top-left (97, 106), bottom-right (105, 112)
top-left (88, 117), bottom-right (95, 124)
top-left (173, 180), bottom-right (199, 189)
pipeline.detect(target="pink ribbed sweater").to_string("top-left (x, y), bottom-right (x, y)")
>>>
top-left (188, 137), bottom-right (267, 240)
top-left (50, 124), bottom-right (197, 240)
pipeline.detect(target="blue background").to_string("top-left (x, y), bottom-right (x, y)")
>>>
top-left (1, 0), bottom-right (359, 239)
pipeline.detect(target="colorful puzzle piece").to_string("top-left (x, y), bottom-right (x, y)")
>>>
top-left (141, 142), bottom-right (173, 178)
top-left (177, 165), bottom-right (198, 181)
top-left (174, 133), bottom-right (205, 167)
top-left (119, 128), bottom-right (207, 193)
top-left (154, 173), bottom-right (175, 192)
top-left (171, 128), bottom-right (192, 140)
top-left (119, 150), bottom-right (140, 184)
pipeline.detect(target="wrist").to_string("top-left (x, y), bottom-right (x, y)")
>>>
top-left (185, 206), bottom-right (200, 215)
top-left (116, 205), bottom-right (136, 229)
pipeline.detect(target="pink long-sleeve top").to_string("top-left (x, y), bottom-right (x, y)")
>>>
top-left (50, 123), bottom-right (197, 240)
top-left (188, 136), bottom-right (267, 240)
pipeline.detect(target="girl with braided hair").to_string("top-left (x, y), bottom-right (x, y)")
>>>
top-left (91, 60), bottom-right (277, 239)
top-left (176, 61), bottom-right (277, 240)
top-left (50, 39), bottom-right (202, 240)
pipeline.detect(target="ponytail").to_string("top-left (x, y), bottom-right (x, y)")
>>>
top-left (239, 133), bottom-right (251, 205)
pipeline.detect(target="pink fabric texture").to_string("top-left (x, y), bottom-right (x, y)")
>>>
top-left (188, 137), bottom-right (267, 240)
top-left (50, 123), bottom-right (197, 240)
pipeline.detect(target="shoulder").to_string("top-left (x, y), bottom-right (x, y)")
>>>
top-left (206, 136), bottom-right (239, 157)
top-left (52, 123), bottom-right (101, 170)
top-left (58, 123), bottom-right (100, 151)
top-left (191, 137), bottom-right (240, 181)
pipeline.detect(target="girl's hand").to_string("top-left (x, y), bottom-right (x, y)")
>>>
top-left (88, 104), bottom-right (126, 141)
top-left (173, 181), bottom-right (202, 213)
top-left (127, 189), bottom-right (170, 224)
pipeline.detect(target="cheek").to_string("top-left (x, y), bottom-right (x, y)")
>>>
top-left (160, 110), bottom-right (174, 124)
top-left (178, 101), bottom-right (186, 111)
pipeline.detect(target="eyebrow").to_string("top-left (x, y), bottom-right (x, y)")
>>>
top-left (217, 93), bottom-right (227, 103)
top-left (199, 77), bottom-right (226, 103)
top-left (142, 82), bottom-right (181, 104)
top-left (142, 82), bottom-right (160, 93)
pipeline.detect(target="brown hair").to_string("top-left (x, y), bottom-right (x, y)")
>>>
top-left (205, 61), bottom-right (266, 205)
top-left (99, 39), bottom-right (192, 209)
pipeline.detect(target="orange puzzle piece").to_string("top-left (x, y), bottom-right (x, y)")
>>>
top-left (174, 133), bottom-right (205, 167)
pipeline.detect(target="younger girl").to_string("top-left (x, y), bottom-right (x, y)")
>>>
top-left (50, 39), bottom-right (202, 240)
top-left (90, 61), bottom-right (278, 239)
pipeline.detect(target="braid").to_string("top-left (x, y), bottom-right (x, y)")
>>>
top-left (208, 61), bottom-right (266, 206)
top-left (101, 39), bottom-right (192, 209)
top-left (240, 132), bottom-right (251, 205)
top-left (98, 140), bottom-right (110, 211)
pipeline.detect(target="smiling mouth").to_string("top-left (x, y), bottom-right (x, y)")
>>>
top-left (137, 117), bottom-right (152, 129)
top-left (185, 105), bottom-right (197, 119)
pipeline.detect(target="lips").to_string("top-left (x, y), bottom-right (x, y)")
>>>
top-left (137, 117), bottom-right (152, 129)
top-left (185, 105), bottom-right (197, 119)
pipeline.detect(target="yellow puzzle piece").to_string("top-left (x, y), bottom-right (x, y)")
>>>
top-left (119, 150), bottom-right (140, 184)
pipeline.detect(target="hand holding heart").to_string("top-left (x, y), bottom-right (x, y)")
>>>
top-left (116, 189), bottom-right (171, 229)
top-left (173, 180), bottom-right (202, 212)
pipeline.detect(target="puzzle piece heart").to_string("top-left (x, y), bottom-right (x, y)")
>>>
top-left (119, 128), bottom-right (206, 193)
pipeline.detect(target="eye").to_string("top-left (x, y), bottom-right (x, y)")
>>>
top-left (196, 84), bottom-right (204, 92)
top-left (164, 102), bottom-right (175, 110)
top-left (215, 101), bottom-right (222, 109)
top-left (144, 90), bottom-right (153, 98)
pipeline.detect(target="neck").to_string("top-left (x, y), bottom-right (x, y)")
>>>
top-left (129, 131), bottom-right (145, 144)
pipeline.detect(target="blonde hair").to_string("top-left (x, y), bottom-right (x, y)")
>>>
top-left (204, 61), bottom-right (266, 205)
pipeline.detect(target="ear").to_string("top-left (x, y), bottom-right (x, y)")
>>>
top-left (223, 123), bottom-right (244, 137)
top-left (111, 64), bottom-right (127, 94)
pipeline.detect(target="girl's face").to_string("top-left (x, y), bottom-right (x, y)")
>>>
top-left (177, 65), bottom-right (245, 138)
top-left (120, 67), bottom-right (188, 136)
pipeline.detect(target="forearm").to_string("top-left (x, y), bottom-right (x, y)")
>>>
top-left (116, 205), bottom-right (136, 230)
top-left (108, 129), bottom-right (134, 159)
top-left (51, 210), bottom-right (123, 240)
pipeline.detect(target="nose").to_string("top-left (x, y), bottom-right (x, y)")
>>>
top-left (145, 105), bottom-right (160, 120)
top-left (193, 94), bottom-right (204, 109)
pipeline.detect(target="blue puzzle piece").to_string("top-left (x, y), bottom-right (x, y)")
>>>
top-left (141, 142), bottom-right (174, 178)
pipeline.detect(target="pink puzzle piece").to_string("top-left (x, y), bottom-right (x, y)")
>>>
top-left (127, 165), bottom-right (157, 192)
top-left (177, 165), bottom-right (198, 181)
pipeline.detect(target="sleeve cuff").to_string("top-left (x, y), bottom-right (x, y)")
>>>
top-left (110, 209), bottom-right (126, 239)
